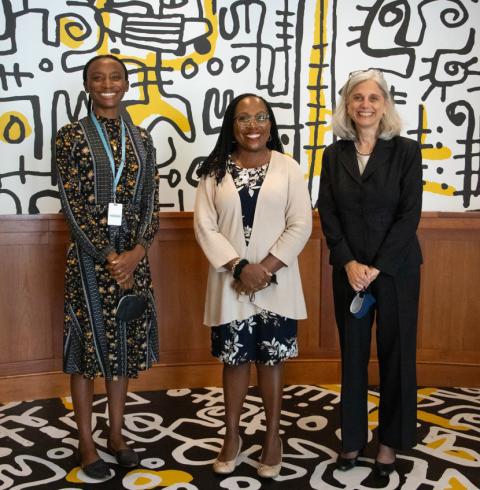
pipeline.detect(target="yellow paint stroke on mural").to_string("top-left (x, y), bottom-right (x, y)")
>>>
top-left (423, 181), bottom-right (456, 196)
top-left (162, 0), bottom-right (218, 70)
top-left (123, 53), bottom-right (190, 131)
top-left (91, 2), bottom-right (215, 129)
top-left (420, 103), bottom-right (457, 196)
top-left (306, 0), bottom-right (331, 179)
top-left (420, 104), bottom-right (452, 161)
top-left (96, 0), bottom-right (110, 54)
top-left (0, 112), bottom-right (32, 143)
top-left (59, 18), bottom-right (85, 49)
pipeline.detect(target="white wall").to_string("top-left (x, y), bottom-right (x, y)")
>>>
top-left (0, 0), bottom-right (479, 214)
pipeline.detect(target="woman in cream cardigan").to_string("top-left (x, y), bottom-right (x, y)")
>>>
top-left (194, 93), bottom-right (312, 479)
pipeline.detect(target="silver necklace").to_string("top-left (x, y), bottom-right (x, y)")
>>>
top-left (354, 144), bottom-right (372, 156)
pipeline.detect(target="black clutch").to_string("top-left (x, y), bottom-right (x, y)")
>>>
top-left (116, 293), bottom-right (147, 322)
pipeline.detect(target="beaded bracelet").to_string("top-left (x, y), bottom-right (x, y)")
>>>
top-left (233, 259), bottom-right (249, 280)
top-left (230, 258), bottom-right (241, 275)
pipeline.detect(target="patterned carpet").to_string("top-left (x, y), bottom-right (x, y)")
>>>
top-left (0, 385), bottom-right (479, 489)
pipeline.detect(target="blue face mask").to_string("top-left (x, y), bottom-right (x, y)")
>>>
top-left (350, 291), bottom-right (376, 319)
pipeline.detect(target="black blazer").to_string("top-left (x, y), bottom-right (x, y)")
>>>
top-left (317, 136), bottom-right (423, 276)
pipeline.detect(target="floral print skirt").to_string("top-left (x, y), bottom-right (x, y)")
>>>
top-left (211, 310), bottom-right (297, 366)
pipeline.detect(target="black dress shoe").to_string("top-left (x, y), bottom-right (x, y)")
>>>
top-left (109, 446), bottom-right (139, 468)
top-left (336, 454), bottom-right (359, 471)
top-left (374, 460), bottom-right (395, 477)
top-left (76, 451), bottom-right (111, 479)
top-left (78, 457), bottom-right (110, 479)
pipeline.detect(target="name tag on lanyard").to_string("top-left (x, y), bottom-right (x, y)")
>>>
top-left (108, 202), bottom-right (123, 226)
top-left (90, 113), bottom-right (126, 227)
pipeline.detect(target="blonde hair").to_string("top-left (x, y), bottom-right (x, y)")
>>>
top-left (332, 69), bottom-right (402, 141)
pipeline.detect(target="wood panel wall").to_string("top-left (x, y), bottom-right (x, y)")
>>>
top-left (0, 212), bottom-right (479, 402)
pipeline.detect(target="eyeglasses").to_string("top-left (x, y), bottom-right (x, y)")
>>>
top-left (234, 113), bottom-right (270, 127)
top-left (348, 68), bottom-right (382, 78)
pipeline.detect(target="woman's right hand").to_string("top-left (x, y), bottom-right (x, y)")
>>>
top-left (239, 263), bottom-right (271, 291)
top-left (232, 279), bottom-right (254, 296)
top-left (106, 252), bottom-right (133, 290)
top-left (345, 260), bottom-right (371, 292)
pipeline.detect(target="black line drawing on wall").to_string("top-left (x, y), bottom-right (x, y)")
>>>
top-left (0, 0), bottom-right (479, 214)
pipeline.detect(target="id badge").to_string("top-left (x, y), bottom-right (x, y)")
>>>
top-left (108, 202), bottom-right (123, 226)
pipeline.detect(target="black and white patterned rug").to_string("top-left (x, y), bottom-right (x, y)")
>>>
top-left (1, 385), bottom-right (479, 489)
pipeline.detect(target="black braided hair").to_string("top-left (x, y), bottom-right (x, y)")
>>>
top-left (197, 93), bottom-right (284, 184)
top-left (82, 54), bottom-right (129, 114)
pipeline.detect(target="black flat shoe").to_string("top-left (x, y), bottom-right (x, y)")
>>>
top-left (336, 454), bottom-right (359, 471)
top-left (374, 460), bottom-right (395, 477)
top-left (109, 446), bottom-right (139, 468)
top-left (78, 457), bottom-right (110, 479)
top-left (76, 451), bottom-right (111, 479)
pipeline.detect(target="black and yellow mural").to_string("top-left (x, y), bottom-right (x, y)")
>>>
top-left (0, 0), bottom-right (479, 214)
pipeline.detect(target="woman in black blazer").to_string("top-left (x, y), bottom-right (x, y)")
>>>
top-left (317, 69), bottom-right (423, 477)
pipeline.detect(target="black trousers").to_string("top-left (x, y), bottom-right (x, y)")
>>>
top-left (332, 266), bottom-right (420, 452)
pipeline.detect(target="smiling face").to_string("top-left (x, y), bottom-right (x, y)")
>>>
top-left (346, 79), bottom-right (387, 134)
top-left (84, 57), bottom-right (129, 118)
top-left (233, 96), bottom-right (271, 153)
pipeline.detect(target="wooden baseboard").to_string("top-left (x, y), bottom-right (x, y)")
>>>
top-left (1, 359), bottom-right (478, 403)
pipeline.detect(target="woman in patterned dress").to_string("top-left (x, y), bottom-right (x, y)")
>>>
top-left (55, 55), bottom-right (159, 479)
top-left (194, 94), bottom-right (312, 478)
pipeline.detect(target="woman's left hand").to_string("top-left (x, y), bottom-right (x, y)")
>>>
top-left (107, 244), bottom-right (145, 284)
top-left (117, 273), bottom-right (135, 290)
top-left (367, 266), bottom-right (381, 283)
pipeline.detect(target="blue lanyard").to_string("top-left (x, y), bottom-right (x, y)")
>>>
top-left (90, 113), bottom-right (126, 201)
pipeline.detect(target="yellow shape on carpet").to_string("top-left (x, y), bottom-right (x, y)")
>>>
top-left (445, 476), bottom-right (469, 490)
top-left (417, 411), bottom-right (470, 431)
top-left (124, 469), bottom-right (193, 488)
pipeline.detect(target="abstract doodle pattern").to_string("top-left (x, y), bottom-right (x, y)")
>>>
top-left (0, 1), bottom-right (479, 214)
top-left (0, 385), bottom-right (479, 489)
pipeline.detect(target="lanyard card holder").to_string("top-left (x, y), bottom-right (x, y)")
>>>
top-left (108, 202), bottom-right (123, 226)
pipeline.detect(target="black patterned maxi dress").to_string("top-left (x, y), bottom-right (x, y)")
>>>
top-left (55, 114), bottom-right (160, 380)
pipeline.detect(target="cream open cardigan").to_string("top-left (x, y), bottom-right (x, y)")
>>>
top-left (194, 150), bottom-right (312, 326)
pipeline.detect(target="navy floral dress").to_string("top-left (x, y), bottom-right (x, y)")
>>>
top-left (211, 159), bottom-right (298, 366)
